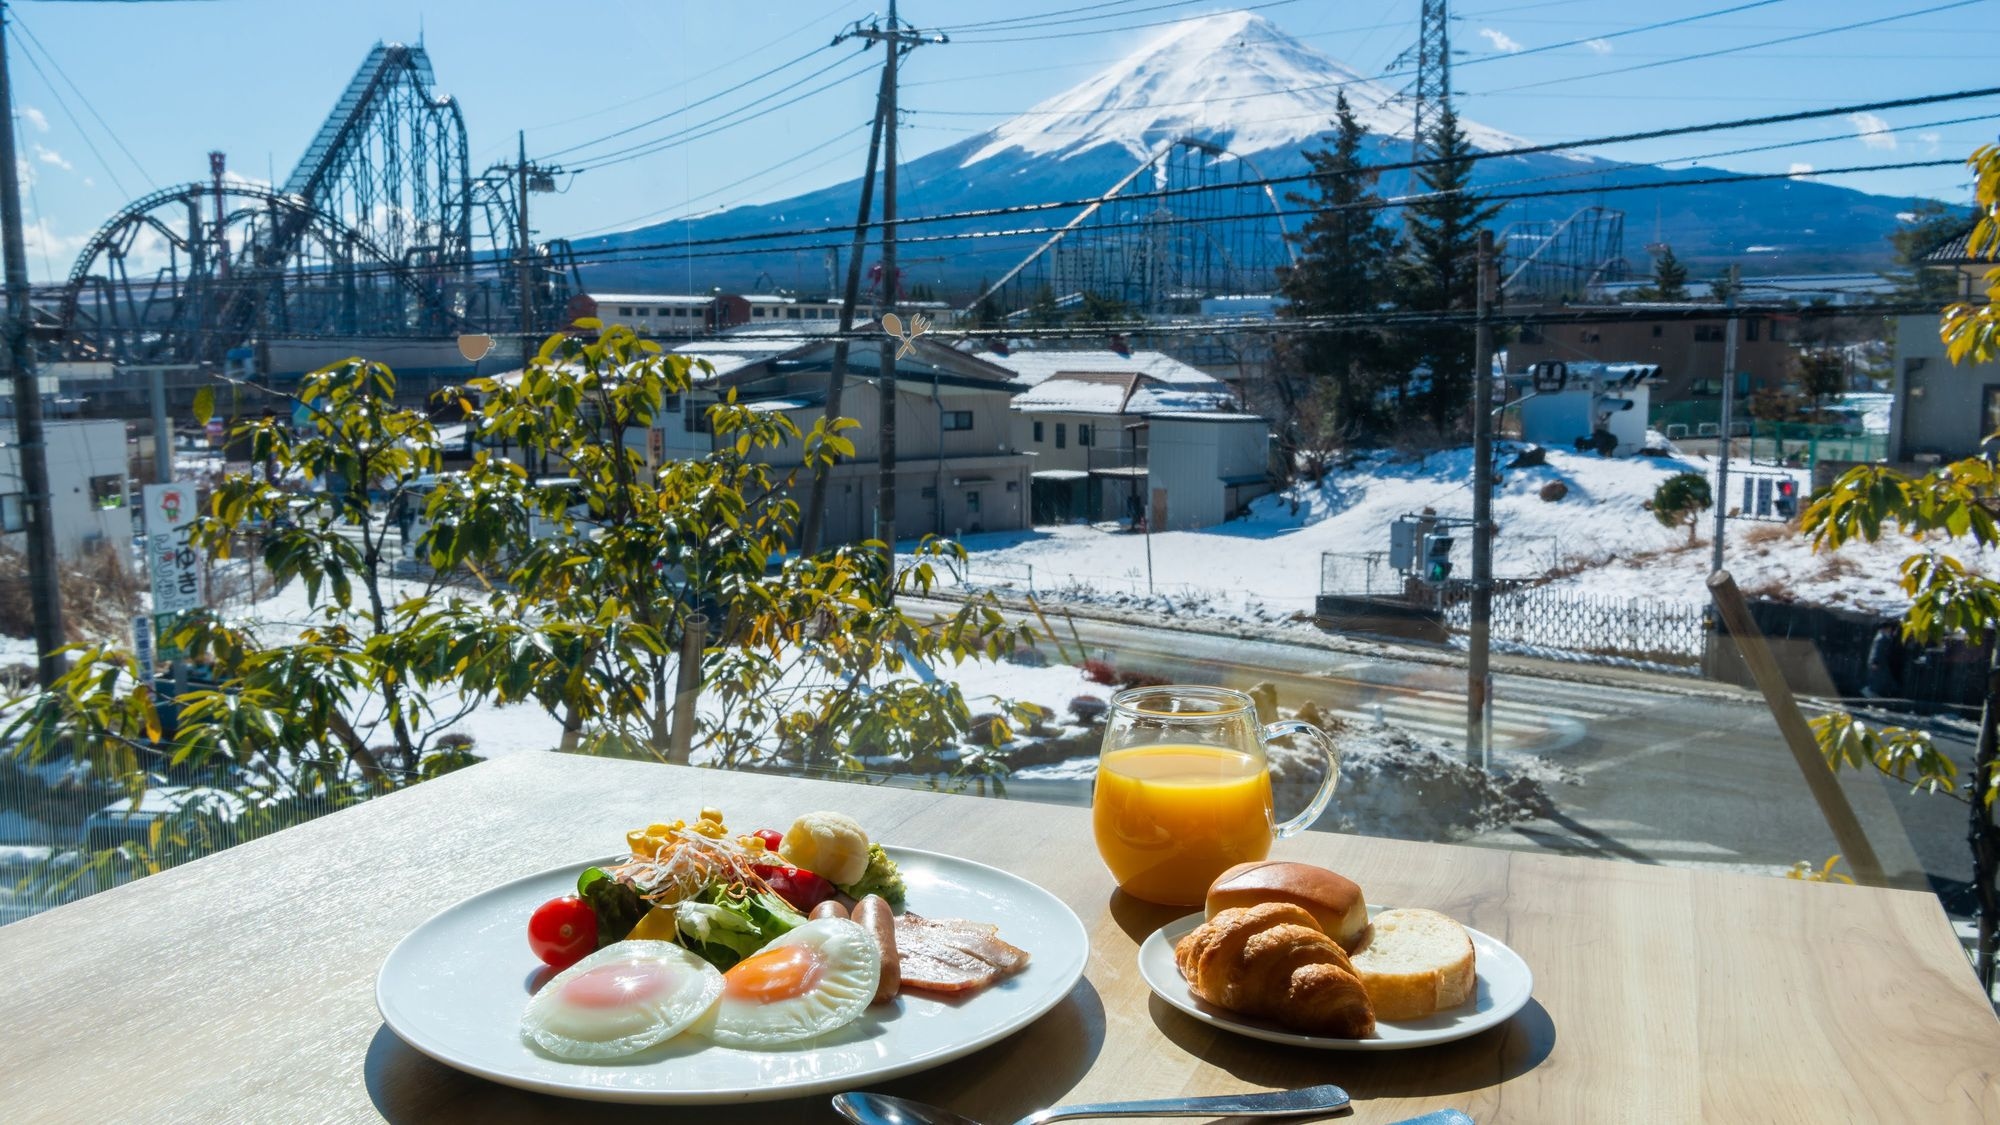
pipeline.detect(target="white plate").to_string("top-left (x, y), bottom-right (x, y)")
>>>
top-left (1137, 908), bottom-right (1533, 1050)
top-left (377, 847), bottom-right (1089, 1104)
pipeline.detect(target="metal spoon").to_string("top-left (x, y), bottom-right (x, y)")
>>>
top-left (830, 1083), bottom-right (1351, 1125)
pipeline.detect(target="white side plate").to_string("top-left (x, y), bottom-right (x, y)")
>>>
top-left (1137, 909), bottom-right (1533, 1050)
top-left (377, 847), bottom-right (1090, 1104)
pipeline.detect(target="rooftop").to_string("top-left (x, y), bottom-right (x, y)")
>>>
top-left (970, 347), bottom-right (1223, 390)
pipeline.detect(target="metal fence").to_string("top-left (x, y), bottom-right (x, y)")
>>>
top-left (1320, 552), bottom-right (1405, 597)
top-left (1320, 551), bottom-right (1707, 666)
top-left (1440, 584), bottom-right (1708, 666)
top-left (0, 750), bottom-right (372, 926)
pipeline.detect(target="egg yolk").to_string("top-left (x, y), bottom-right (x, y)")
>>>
top-left (559, 960), bottom-right (675, 1009)
top-left (723, 943), bottom-right (825, 1003)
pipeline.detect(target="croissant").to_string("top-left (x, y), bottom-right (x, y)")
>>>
top-left (1174, 902), bottom-right (1376, 1038)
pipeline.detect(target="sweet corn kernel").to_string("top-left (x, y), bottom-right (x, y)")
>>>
top-left (699, 807), bottom-right (724, 823)
top-left (646, 822), bottom-right (673, 836)
top-left (626, 829), bottom-right (651, 854)
top-left (691, 818), bottom-right (726, 838)
top-left (739, 835), bottom-right (768, 854)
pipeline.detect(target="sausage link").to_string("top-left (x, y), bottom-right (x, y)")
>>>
top-left (809, 900), bottom-right (849, 921)
top-left (853, 894), bottom-right (899, 1003)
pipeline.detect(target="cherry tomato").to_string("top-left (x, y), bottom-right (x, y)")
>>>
top-left (528, 895), bottom-right (598, 969)
top-left (754, 862), bottom-right (837, 912)
top-left (753, 828), bottom-right (783, 852)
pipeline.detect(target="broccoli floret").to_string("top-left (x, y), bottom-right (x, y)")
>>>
top-left (837, 842), bottom-right (905, 909)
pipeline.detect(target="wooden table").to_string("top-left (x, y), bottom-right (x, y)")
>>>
top-left (3, 753), bottom-right (1996, 1123)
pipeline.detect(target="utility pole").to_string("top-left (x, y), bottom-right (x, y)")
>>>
top-left (516, 131), bottom-right (533, 374)
top-left (800, 66), bottom-right (889, 556)
top-left (0, 2), bottom-right (65, 686)
top-left (835, 2), bottom-right (945, 572)
top-left (1468, 228), bottom-right (1495, 770)
top-left (1710, 263), bottom-right (1740, 575)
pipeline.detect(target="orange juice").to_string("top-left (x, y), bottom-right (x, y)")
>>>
top-left (1092, 743), bottom-right (1274, 906)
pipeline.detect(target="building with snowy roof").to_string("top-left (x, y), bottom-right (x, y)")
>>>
top-left (965, 347), bottom-right (1272, 528)
top-left (649, 329), bottom-right (1029, 542)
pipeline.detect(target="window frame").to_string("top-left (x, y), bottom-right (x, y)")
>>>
top-left (941, 410), bottom-right (974, 432)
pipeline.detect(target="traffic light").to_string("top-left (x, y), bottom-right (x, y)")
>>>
top-left (1422, 532), bottom-right (1454, 583)
top-left (1774, 479), bottom-right (1798, 519)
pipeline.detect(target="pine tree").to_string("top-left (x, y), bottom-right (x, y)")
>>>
top-left (1652, 245), bottom-right (1689, 300)
top-left (1398, 106), bottom-right (1501, 433)
top-left (1274, 92), bottom-right (1402, 450)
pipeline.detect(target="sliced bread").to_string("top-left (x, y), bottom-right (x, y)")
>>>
top-left (1347, 907), bottom-right (1476, 1020)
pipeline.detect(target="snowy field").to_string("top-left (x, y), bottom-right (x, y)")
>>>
top-left (929, 444), bottom-right (1980, 623)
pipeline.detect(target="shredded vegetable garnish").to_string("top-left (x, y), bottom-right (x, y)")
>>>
top-left (607, 823), bottom-right (776, 906)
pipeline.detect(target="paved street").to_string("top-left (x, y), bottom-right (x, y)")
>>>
top-left (911, 599), bottom-right (1977, 916)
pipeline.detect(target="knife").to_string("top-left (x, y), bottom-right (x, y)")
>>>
top-left (1387, 1113), bottom-right (1473, 1125)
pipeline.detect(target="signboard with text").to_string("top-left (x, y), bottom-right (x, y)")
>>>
top-left (132, 613), bottom-right (155, 682)
top-left (142, 483), bottom-right (205, 615)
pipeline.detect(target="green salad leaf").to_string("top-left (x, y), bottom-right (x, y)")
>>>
top-left (577, 866), bottom-right (647, 949)
top-left (673, 884), bottom-right (805, 970)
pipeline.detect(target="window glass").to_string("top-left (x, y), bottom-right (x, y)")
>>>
top-left (1033, 421), bottom-right (1044, 442)
top-left (942, 410), bottom-right (973, 431)
top-left (1078, 424), bottom-right (1094, 447)
top-left (965, 491), bottom-right (980, 513)
top-left (89, 475), bottom-right (124, 509)
top-left (1056, 423), bottom-right (1067, 449)
top-left (0, 491), bottom-right (22, 532)
top-left (1984, 386), bottom-right (2000, 438)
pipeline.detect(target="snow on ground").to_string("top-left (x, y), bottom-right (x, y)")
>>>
top-left (932, 444), bottom-right (1988, 621)
top-left (204, 571), bottom-right (1106, 762)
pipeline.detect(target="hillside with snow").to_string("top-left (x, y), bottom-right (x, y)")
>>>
top-left (930, 445), bottom-right (1981, 627)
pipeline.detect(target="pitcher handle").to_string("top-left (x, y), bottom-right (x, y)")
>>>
top-left (1262, 719), bottom-right (1341, 839)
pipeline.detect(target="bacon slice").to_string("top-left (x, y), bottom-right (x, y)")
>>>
top-left (893, 913), bottom-right (1032, 994)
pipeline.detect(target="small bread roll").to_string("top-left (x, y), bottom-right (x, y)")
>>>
top-left (1206, 861), bottom-right (1370, 952)
top-left (1347, 908), bottom-right (1477, 1020)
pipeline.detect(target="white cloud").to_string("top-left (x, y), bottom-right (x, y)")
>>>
top-left (221, 168), bottom-right (272, 191)
top-left (1584, 38), bottom-right (1613, 55)
top-left (20, 106), bottom-right (47, 133)
top-left (21, 217), bottom-right (92, 280)
top-left (1848, 111), bottom-right (1897, 151)
top-left (1478, 27), bottom-right (1524, 53)
top-left (33, 144), bottom-right (69, 171)
top-left (1919, 131), bottom-right (1942, 155)
top-left (1788, 162), bottom-right (1815, 179)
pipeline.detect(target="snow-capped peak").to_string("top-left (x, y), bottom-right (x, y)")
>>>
top-left (962, 11), bottom-right (1525, 167)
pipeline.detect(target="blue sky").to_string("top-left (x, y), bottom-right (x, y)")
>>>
top-left (8, 0), bottom-right (1996, 282)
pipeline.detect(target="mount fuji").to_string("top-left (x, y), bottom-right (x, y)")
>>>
top-left (575, 12), bottom-right (1924, 296)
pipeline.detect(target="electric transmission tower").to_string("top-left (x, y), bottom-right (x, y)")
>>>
top-left (1386, 0), bottom-right (1452, 179)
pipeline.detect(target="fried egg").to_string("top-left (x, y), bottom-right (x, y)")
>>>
top-left (521, 940), bottom-right (723, 1060)
top-left (704, 917), bottom-right (881, 1048)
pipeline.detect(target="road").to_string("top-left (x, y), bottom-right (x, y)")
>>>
top-left (908, 598), bottom-right (1977, 917)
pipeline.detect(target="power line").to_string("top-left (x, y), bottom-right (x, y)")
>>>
top-left (7, 19), bottom-right (130, 197)
top-left (567, 87), bottom-right (2000, 262)
top-left (535, 42), bottom-right (841, 163)
top-left (565, 55), bottom-right (879, 173)
top-left (553, 156), bottom-right (1964, 273)
top-left (945, 0), bottom-right (1304, 45)
top-left (562, 120), bottom-right (874, 240)
top-left (1475, 0), bottom-right (1980, 96)
top-left (915, 0), bottom-right (1793, 119)
top-left (940, 0), bottom-right (1212, 35)
top-left (1453, 0), bottom-right (1791, 70)
top-left (520, 0), bottom-right (859, 138)
top-left (9, 13), bottom-right (151, 190)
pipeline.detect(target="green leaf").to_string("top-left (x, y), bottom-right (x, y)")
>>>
top-left (192, 386), bottom-right (215, 426)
